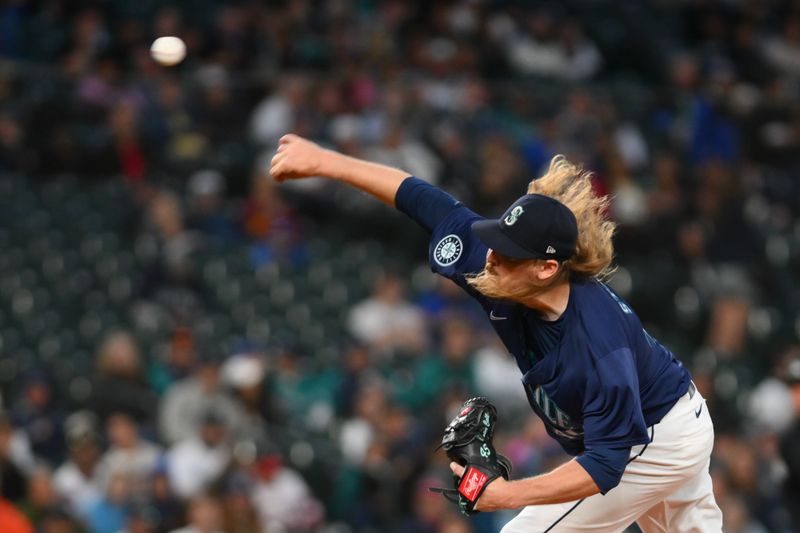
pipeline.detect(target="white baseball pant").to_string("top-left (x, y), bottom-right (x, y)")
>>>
top-left (500, 385), bottom-right (723, 532)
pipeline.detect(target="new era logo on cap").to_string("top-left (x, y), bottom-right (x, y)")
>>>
top-left (546, 245), bottom-right (556, 254)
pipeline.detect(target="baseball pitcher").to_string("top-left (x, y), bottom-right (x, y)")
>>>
top-left (270, 134), bottom-right (723, 532)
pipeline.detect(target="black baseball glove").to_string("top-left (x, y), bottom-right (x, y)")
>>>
top-left (430, 397), bottom-right (512, 515)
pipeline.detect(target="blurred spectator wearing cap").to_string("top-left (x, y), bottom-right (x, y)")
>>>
top-left (96, 413), bottom-right (161, 499)
top-left (52, 412), bottom-right (103, 517)
top-left (249, 446), bottom-right (324, 533)
top-left (168, 494), bottom-right (224, 533)
top-left (86, 331), bottom-right (158, 427)
top-left (166, 409), bottom-right (231, 500)
top-left (221, 346), bottom-right (284, 440)
top-left (779, 355), bottom-right (800, 529)
top-left (158, 356), bottom-right (245, 446)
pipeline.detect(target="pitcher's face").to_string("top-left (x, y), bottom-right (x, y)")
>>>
top-left (476, 249), bottom-right (563, 304)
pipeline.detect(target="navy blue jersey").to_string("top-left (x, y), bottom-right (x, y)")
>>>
top-left (396, 177), bottom-right (691, 492)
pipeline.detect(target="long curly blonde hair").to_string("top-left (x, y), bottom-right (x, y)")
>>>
top-left (465, 156), bottom-right (615, 300)
top-left (527, 155), bottom-right (615, 279)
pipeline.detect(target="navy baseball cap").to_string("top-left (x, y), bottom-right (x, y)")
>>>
top-left (471, 194), bottom-right (578, 261)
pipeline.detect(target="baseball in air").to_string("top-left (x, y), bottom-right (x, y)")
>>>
top-left (150, 36), bottom-right (186, 66)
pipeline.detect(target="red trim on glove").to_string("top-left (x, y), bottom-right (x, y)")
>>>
top-left (458, 466), bottom-right (489, 502)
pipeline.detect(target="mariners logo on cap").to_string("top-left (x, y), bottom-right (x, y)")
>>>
top-left (434, 234), bottom-right (463, 267)
top-left (504, 206), bottom-right (524, 226)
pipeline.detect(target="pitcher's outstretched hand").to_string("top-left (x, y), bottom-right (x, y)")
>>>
top-left (270, 134), bottom-right (326, 182)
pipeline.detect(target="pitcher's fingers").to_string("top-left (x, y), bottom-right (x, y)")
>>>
top-left (279, 133), bottom-right (298, 145)
top-left (450, 462), bottom-right (465, 478)
top-left (270, 160), bottom-right (286, 179)
top-left (270, 152), bottom-right (285, 168)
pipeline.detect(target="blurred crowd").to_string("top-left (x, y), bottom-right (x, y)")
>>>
top-left (2, 0), bottom-right (800, 532)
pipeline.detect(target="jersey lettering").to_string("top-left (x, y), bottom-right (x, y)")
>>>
top-left (528, 384), bottom-right (584, 441)
top-left (601, 284), bottom-right (633, 314)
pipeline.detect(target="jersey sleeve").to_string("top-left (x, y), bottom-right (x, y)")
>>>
top-left (576, 347), bottom-right (650, 492)
top-left (395, 177), bottom-right (489, 298)
top-left (394, 177), bottom-right (462, 233)
top-left (427, 205), bottom-right (490, 297)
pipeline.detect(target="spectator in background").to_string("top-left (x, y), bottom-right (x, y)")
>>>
top-left (364, 123), bottom-right (443, 187)
top-left (139, 190), bottom-right (206, 308)
top-left (192, 65), bottom-right (245, 144)
top-left (166, 409), bottom-right (231, 500)
top-left (148, 467), bottom-right (186, 533)
top-left (185, 169), bottom-right (239, 246)
top-left (761, 16), bottom-right (800, 79)
top-left (158, 356), bottom-right (245, 446)
top-left (679, 161), bottom-right (756, 359)
top-left (219, 473), bottom-right (260, 533)
top-left (52, 416), bottom-right (103, 518)
top-left (167, 495), bottom-right (224, 533)
top-left (472, 337), bottom-right (529, 411)
top-left (17, 466), bottom-right (62, 525)
top-left (9, 372), bottom-right (64, 465)
top-left (339, 382), bottom-right (386, 467)
top-left (472, 135), bottom-right (526, 215)
top-left (102, 99), bottom-right (151, 182)
top-left (249, 447), bottom-right (324, 533)
top-left (86, 331), bottom-right (157, 426)
top-left (95, 413), bottom-right (161, 500)
top-left (85, 470), bottom-right (134, 533)
top-left (148, 76), bottom-right (207, 170)
top-left (605, 154), bottom-right (649, 228)
top-left (148, 326), bottom-right (199, 395)
top-left (498, 12), bottom-right (602, 81)
top-left (396, 316), bottom-right (476, 410)
top-left (348, 271), bottom-right (428, 356)
top-left (250, 76), bottom-right (310, 149)
top-left (645, 152), bottom-right (684, 231)
top-left (220, 349), bottom-right (276, 442)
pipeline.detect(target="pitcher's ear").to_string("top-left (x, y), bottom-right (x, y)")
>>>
top-left (533, 259), bottom-right (561, 281)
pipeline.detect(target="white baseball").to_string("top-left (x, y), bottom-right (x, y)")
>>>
top-left (150, 36), bottom-right (186, 66)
